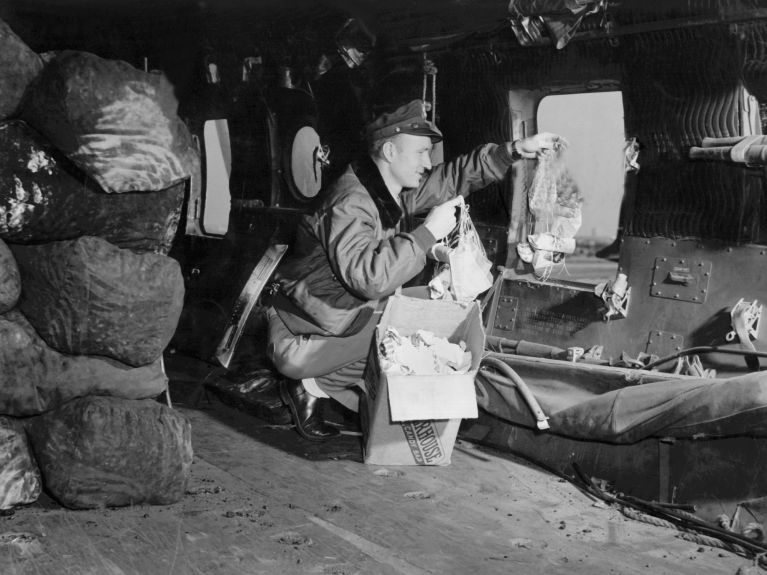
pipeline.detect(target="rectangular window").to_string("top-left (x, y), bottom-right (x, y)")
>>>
top-left (533, 91), bottom-right (625, 282)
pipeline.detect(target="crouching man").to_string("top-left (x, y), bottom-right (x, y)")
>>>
top-left (266, 98), bottom-right (565, 440)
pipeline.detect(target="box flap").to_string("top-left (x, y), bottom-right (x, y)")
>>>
top-left (387, 373), bottom-right (479, 421)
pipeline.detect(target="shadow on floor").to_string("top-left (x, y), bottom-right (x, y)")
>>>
top-left (164, 350), bottom-right (365, 463)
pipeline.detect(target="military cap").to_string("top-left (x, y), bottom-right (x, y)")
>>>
top-left (365, 99), bottom-right (443, 143)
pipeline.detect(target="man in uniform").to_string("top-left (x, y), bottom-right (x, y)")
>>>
top-left (267, 99), bottom-right (565, 440)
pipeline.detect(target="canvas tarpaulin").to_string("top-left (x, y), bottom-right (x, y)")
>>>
top-left (476, 353), bottom-right (767, 443)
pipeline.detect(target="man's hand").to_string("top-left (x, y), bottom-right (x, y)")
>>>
top-left (514, 132), bottom-right (569, 159)
top-left (424, 196), bottom-right (464, 240)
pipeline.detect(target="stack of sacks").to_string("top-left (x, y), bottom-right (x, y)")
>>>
top-left (0, 20), bottom-right (197, 510)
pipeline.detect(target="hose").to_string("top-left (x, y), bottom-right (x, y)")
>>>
top-left (479, 356), bottom-right (550, 430)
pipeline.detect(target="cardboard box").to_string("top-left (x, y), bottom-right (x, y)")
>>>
top-left (362, 294), bottom-right (483, 466)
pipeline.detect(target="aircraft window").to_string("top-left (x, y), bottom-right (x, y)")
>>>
top-left (536, 91), bottom-right (624, 282)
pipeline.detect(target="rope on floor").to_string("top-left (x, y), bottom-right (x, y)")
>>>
top-left (619, 506), bottom-right (744, 554)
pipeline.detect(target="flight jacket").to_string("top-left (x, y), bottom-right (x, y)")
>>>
top-left (271, 142), bottom-right (515, 337)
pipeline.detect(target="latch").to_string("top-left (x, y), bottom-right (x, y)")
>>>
top-left (650, 257), bottom-right (711, 303)
top-left (726, 298), bottom-right (762, 345)
top-left (314, 144), bottom-right (331, 169)
top-left (595, 272), bottom-right (630, 320)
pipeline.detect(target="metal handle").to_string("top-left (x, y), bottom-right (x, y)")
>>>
top-left (666, 271), bottom-right (693, 285)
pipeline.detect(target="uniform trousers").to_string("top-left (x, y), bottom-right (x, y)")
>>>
top-left (266, 287), bottom-right (427, 412)
top-left (266, 305), bottom-right (381, 412)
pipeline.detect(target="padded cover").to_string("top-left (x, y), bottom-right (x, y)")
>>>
top-left (0, 309), bottom-right (168, 417)
top-left (20, 50), bottom-right (199, 193)
top-left (27, 396), bottom-right (192, 509)
top-left (12, 236), bottom-right (184, 367)
top-left (477, 353), bottom-right (767, 443)
top-left (0, 19), bottom-right (42, 120)
top-left (0, 120), bottom-right (184, 254)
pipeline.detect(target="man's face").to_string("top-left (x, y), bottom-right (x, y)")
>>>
top-left (389, 134), bottom-right (433, 189)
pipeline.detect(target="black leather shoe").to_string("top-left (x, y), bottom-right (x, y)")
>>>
top-left (206, 367), bottom-right (292, 425)
top-left (279, 379), bottom-right (340, 442)
top-left (324, 401), bottom-right (362, 434)
top-left (245, 378), bottom-right (293, 425)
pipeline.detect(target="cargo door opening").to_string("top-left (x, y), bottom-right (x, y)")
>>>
top-left (535, 91), bottom-right (625, 282)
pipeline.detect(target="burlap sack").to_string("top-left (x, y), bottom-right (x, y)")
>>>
top-left (0, 416), bottom-right (41, 509)
top-left (12, 236), bottom-right (184, 367)
top-left (0, 120), bottom-right (184, 254)
top-left (20, 50), bottom-right (199, 194)
top-left (27, 396), bottom-right (192, 509)
top-left (0, 310), bottom-right (168, 417)
top-left (0, 19), bottom-right (43, 120)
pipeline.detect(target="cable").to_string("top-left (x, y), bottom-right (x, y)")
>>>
top-left (619, 506), bottom-right (744, 554)
top-left (642, 346), bottom-right (767, 371)
top-left (571, 461), bottom-right (767, 567)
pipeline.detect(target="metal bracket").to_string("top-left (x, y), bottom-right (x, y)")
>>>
top-left (726, 298), bottom-right (763, 344)
top-left (314, 144), bottom-right (331, 168)
top-left (595, 272), bottom-right (630, 320)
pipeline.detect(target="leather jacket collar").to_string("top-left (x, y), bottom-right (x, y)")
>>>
top-left (351, 154), bottom-right (403, 229)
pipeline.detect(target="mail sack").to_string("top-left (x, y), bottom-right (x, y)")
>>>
top-left (0, 309), bottom-right (168, 417)
top-left (27, 396), bottom-right (192, 509)
top-left (0, 416), bottom-right (41, 510)
top-left (0, 120), bottom-right (184, 254)
top-left (12, 236), bottom-right (184, 366)
top-left (0, 238), bottom-right (20, 313)
top-left (0, 19), bottom-right (42, 120)
top-left (20, 50), bottom-right (199, 193)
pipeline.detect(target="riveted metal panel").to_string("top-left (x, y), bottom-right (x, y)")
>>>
top-left (650, 257), bottom-right (711, 304)
top-left (645, 330), bottom-right (684, 357)
top-left (488, 279), bottom-right (604, 347)
top-left (492, 295), bottom-right (518, 333)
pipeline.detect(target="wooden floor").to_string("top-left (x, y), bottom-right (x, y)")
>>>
top-left (0, 354), bottom-right (748, 575)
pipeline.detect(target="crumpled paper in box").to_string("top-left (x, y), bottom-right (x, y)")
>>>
top-left (379, 328), bottom-right (472, 375)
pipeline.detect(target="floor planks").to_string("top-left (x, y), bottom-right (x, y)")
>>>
top-left (0, 354), bottom-right (747, 574)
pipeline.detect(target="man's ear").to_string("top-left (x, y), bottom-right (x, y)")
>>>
top-left (382, 140), bottom-right (396, 162)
